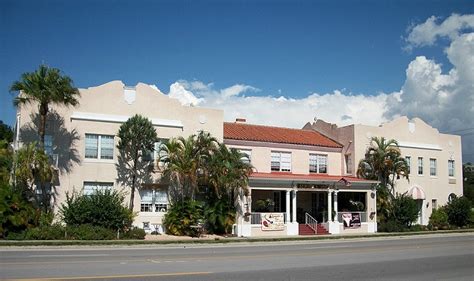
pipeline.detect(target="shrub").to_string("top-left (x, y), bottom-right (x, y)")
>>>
top-left (163, 199), bottom-right (203, 236)
top-left (24, 224), bottom-right (65, 240)
top-left (389, 194), bottom-right (419, 228)
top-left (429, 208), bottom-right (449, 230)
top-left (122, 227), bottom-right (146, 239)
top-left (66, 224), bottom-right (116, 240)
top-left (378, 220), bottom-right (406, 232)
top-left (0, 183), bottom-right (39, 237)
top-left (204, 199), bottom-right (235, 235)
top-left (60, 190), bottom-right (134, 231)
top-left (445, 196), bottom-right (472, 227)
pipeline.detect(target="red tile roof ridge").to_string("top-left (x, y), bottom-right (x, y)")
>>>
top-left (224, 122), bottom-right (343, 148)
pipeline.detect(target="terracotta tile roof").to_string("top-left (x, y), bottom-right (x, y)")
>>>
top-left (224, 122), bottom-right (342, 148)
top-left (250, 172), bottom-right (378, 184)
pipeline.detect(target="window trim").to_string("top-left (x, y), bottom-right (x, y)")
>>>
top-left (448, 160), bottom-right (455, 177)
top-left (309, 153), bottom-right (328, 174)
top-left (405, 156), bottom-right (411, 175)
top-left (140, 189), bottom-right (169, 213)
top-left (271, 151), bottom-right (292, 172)
top-left (417, 157), bottom-right (423, 176)
top-left (85, 134), bottom-right (115, 161)
top-left (429, 158), bottom-right (437, 177)
top-left (83, 181), bottom-right (114, 196)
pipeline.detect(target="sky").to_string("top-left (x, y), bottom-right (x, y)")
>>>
top-left (0, 0), bottom-right (473, 162)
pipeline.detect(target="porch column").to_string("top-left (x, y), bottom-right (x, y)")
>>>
top-left (327, 189), bottom-right (333, 222)
top-left (292, 190), bottom-right (297, 223)
top-left (333, 191), bottom-right (339, 222)
top-left (285, 190), bottom-right (291, 223)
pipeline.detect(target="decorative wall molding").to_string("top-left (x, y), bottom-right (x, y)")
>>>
top-left (70, 112), bottom-right (184, 128)
top-left (398, 141), bottom-right (442, 151)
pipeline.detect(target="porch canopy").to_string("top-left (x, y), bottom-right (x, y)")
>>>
top-left (249, 172), bottom-right (378, 187)
top-left (407, 185), bottom-right (426, 200)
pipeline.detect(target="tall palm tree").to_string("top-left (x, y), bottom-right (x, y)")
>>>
top-left (357, 137), bottom-right (409, 195)
top-left (10, 65), bottom-right (80, 150)
top-left (160, 133), bottom-right (218, 203)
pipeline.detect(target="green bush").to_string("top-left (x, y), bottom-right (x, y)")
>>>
top-left (163, 199), bottom-right (203, 236)
top-left (0, 183), bottom-right (39, 237)
top-left (445, 196), bottom-right (472, 227)
top-left (60, 190), bottom-right (134, 230)
top-left (428, 208), bottom-right (449, 230)
top-left (389, 194), bottom-right (419, 228)
top-left (204, 199), bottom-right (235, 235)
top-left (24, 224), bottom-right (65, 240)
top-left (378, 220), bottom-right (406, 232)
top-left (66, 224), bottom-right (116, 240)
top-left (121, 227), bottom-right (146, 239)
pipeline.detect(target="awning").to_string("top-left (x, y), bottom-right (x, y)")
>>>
top-left (407, 185), bottom-right (426, 200)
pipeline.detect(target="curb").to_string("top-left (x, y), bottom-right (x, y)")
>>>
top-left (1, 229), bottom-right (473, 247)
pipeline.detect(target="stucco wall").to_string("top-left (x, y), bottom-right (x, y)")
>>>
top-left (15, 81), bottom-right (224, 226)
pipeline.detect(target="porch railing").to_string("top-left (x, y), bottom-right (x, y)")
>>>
top-left (337, 212), bottom-right (368, 223)
top-left (250, 212), bottom-right (286, 224)
top-left (305, 212), bottom-right (318, 234)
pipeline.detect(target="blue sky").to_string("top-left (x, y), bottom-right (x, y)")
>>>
top-left (1, 0), bottom-right (473, 161)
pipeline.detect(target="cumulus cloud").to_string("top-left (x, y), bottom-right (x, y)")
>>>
top-left (405, 13), bottom-right (474, 50)
top-left (168, 81), bottom-right (391, 128)
top-left (165, 13), bottom-right (473, 161)
top-left (392, 14), bottom-right (474, 161)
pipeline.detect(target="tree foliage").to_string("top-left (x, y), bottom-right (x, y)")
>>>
top-left (10, 65), bottom-right (80, 150)
top-left (14, 142), bottom-right (55, 210)
top-left (0, 183), bottom-right (39, 238)
top-left (162, 199), bottom-right (203, 236)
top-left (116, 114), bottom-right (158, 210)
top-left (161, 132), bottom-right (252, 235)
top-left (60, 189), bottom-right (134, 230)
top-left (445, 196), bottom-right (471, 227)
top-left (357, 137), bottom-right (409, 194)
top-left (0, 121), bottom-right (13, 143)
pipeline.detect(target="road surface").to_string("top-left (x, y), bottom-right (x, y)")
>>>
top-left (1, 233), bottom-right (473, 280)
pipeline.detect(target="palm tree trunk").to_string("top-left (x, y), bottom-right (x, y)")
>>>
top-left (38, 104), bottom-right (48, 151)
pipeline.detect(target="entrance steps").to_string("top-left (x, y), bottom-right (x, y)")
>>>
top-left (298, 224), bottom-right (330, 235)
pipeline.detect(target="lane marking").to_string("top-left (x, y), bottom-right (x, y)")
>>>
top-left (28, 254), bottom-right (109, 258)
top-left (4, 271), bottom-right (212, 281)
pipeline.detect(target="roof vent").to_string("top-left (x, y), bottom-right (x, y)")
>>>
top-left (235, 118), bottom-right (246, 123)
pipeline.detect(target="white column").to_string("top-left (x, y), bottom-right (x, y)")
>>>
top-left (285, 190), bottom-right (291, 223)
top-left (292, 190), bottom-right (297, 223)
top-left (333, 191), bottom-right (339, 222)
top-left (327, 189), bottom-right (333, 222)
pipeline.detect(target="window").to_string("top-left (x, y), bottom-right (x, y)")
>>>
top-left (448, 160), bottom-right (455, 177)
top-left (432, 199), bottom-right (437, 210)
top-left (239, 149), bottom-right (252, 164)
top-left (345, 154), bottom-right (352, 174)
top-left (85, 134), bottom-right (114, 160)
top-left (83, 182), bottom-right (113, 195)
top-left (430, 158), bottom-right (437, 176)
top-left (140, 189), bottom-right (169, 212)
top-left (143, 139), bottom-right (169, 163)
top-left (271, 151), bottom-right (291, 172)
top-left (405, 156), bottom-right (411, 174)
top-left (309, 154), bottom-right (328, 173)
top-left (45, 135), bottom-right (53, 155)
top-left (418, 157), bottom-right (423, 175)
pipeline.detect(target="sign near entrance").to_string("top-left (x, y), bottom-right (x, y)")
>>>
top-left (341, 212), bottom-right (361, 229)
top-left (261, 213), bottom-right (285, 231)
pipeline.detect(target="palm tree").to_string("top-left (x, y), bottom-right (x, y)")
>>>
top-left (357, 137), bottom-right (409, 195)
top-left (159, 131), bottom-right (220, 202)
top-left (10, 65), bottom-right (80, 150)
top-left (117, 115), bottom-right (158, 210)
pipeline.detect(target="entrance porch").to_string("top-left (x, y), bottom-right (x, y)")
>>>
top-left (233, 173), bottom-right (378, 237)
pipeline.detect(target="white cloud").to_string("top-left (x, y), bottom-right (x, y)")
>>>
top-left (405, 14), bottom-right (474, 50)
top-left (393, 14), bottom-right (474, 161)
top-left (168, 81), bottom-right (391, 128)
top-left (165, 13), bottom-right (473, 161)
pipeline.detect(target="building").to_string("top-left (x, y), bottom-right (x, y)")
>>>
top-left (304, 117), bottom-right (463, 225)
top-left (224, 121), bottom-right (377, 236)
top-left (14, 81), bottom-right (223, 232)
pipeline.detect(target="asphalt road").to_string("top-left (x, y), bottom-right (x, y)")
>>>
top-left (1, 233), bottom-right (473, 281)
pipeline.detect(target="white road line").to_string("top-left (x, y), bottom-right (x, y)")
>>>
top-left (28, 254), bottom-right (110, 258)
